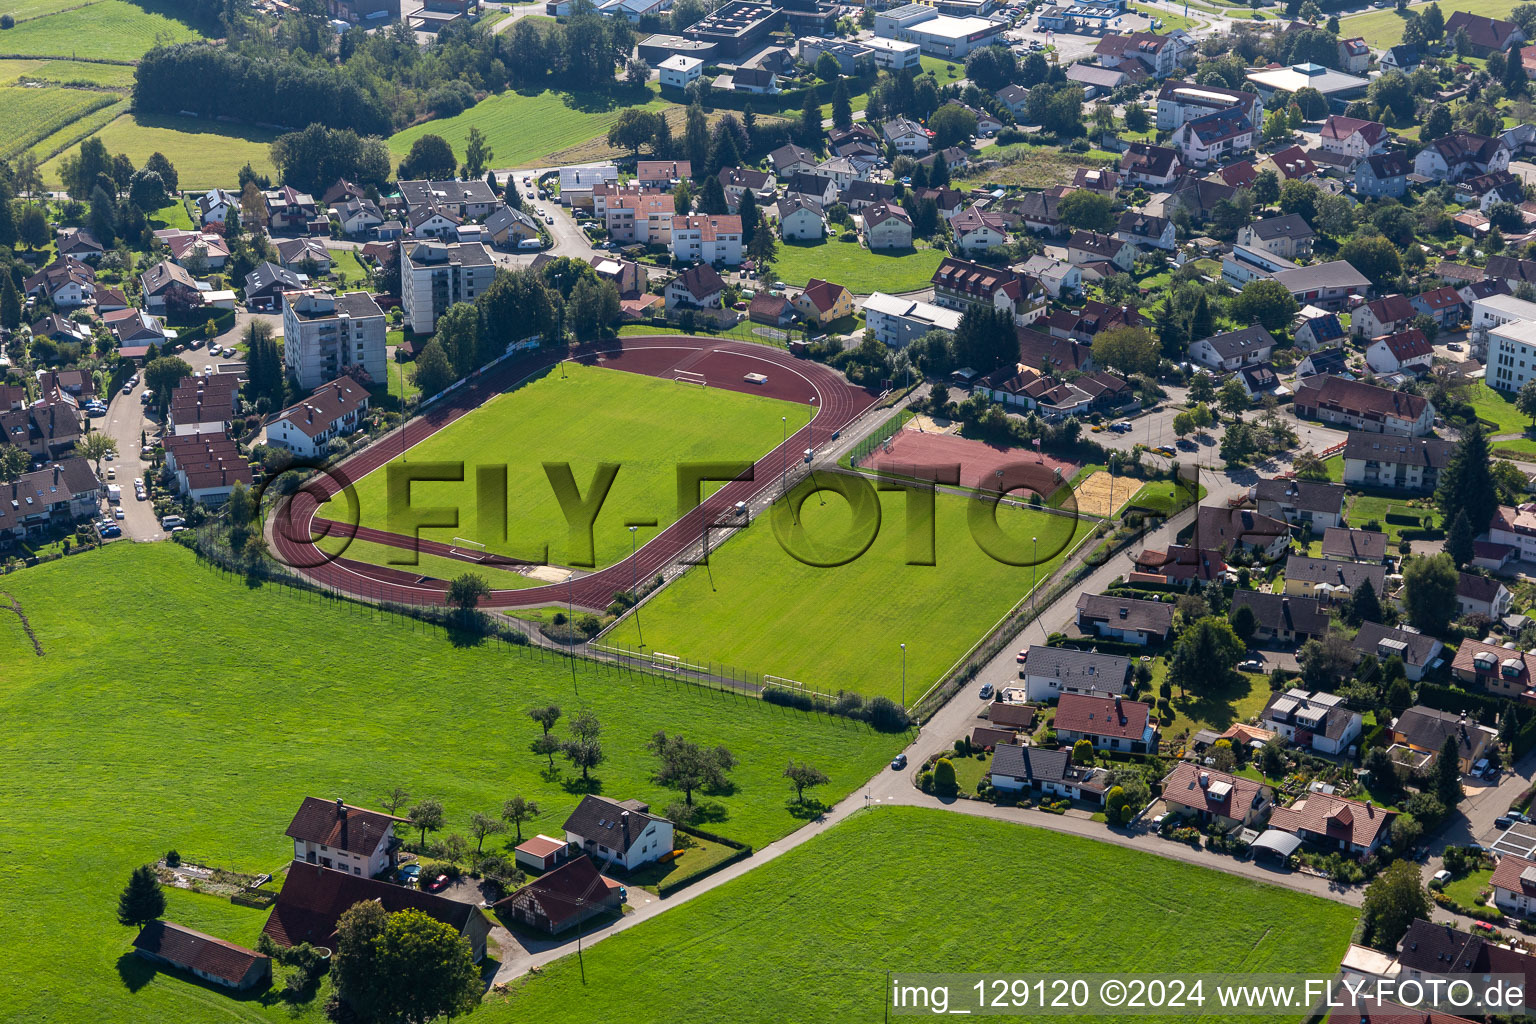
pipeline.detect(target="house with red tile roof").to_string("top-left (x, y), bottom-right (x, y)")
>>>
top-left (285, 796), bottom-right (404, 879)
top-left (1365, 329), bottom-right (1434, 374)
top-left (1268, 790), bottom-right (1393, 857)
top-left (132, 921), bottom-right (271, 990)
top-left (1160, 762), bottom-right (1273, 830)
top-left (793, 278), bottom-right (854, 325)
top-left (1052, 692), bottom-right (1157, 754)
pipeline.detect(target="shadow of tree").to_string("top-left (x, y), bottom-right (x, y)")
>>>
top-left (116, 952), bottom-right (155, 993)
top-left (690, 800), bottom-right (730, 824)
top-left (784, 797), bottom-right (829, 820)
top-left (1170, 669), bottom-right (1253, 732)
top-left (561, 775), bottom-right (604, 795)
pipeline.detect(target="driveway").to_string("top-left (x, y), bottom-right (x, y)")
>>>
top-left (100, 381), bottom-right (164, 542)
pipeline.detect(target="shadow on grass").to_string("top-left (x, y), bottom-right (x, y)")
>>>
top-left (1169, 670), bottom-right (1253, 733)
top-left (561, 774), bottom-right (604, 795)
top-left (117, 951), bottom-right (294, 1006)
top-left (126, 111), bottom-right (281, 146)
top-left (785, 796), bottom-right (829, 820)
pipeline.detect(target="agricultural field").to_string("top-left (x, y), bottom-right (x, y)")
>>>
top-left (771, 236), bottom-right (946, 294)
top-left (330, 362), bottom-right (799, 570)
top-left (0, 83), bottom-right (117, 159)
top-left (602, 487), bottom-right (1085, 702)
top-left (390, 88), bottom-right (676, 170)
top-left (43, 111), bottom-right (279, 188)
top-left (0, 56), bottom-right (135, 87)
top-left (0, 0), bottom-right (201, 61)
top-left (495, 807), bottom-right (1359, 1023)
top-left (25, 95), bottom-right (127, 163)
top-left (0, 542), bottom-right (905, 1024)
top-left (2, 0), bottom-right (101, 18)
top-left (1339, 0), bottom-right (1513, 47)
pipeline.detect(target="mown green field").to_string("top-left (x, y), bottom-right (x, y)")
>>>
top-left (0, 56), bottom-right (135, 87)
top-left (603, 487), bottom-right (1084, 701)
top-left (43, 111), bottom-right (278, 187)
top-left (0, 542), bottom-right (906, 1024)
top-left (332, 362), bottom-right (798, 570)
top-left (390, 88), bottom-right (675, 169)
top-left (0, 0), bottom-right (200, 60)
top-left (0, 0), bottom-right (99, 20)
top-left (1468, 380), bottom-right (1532, 435)
top-left (0, 83), bottom-right (116, 158)
top-left (496, 806), bottom-right (1360, 1023)
top-left (772, 236), bottom-right (946, 294)
top-left (1339, 0), bottom-right (1512, 47)
top-left (314, 532), bottom-right (544, 589)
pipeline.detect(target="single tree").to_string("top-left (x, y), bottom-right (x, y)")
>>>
top-left (531, 732), bottom-right (561, 770)
top-left (528, 704), bottom-right (562, 735)
top-left (562, 737), bottom-right (605, 782)
top-left (648, 731), bottom-right (737, 805)
top-left (0, 275), bottom-right (20, 330)
top-left (468, 811), bottom-right (505, 854)
top-left (501, 796), bottom-right (541, 842)
top-left (1518, 380), bottom-right (1536, 428)
top-left (571, 710), bottom-right (601, 742)
top-left (1402, 552), bottom-right (1459, 634)
top-left (1362, 859), bottom-right (1432, 951)
top-left (332, 900), bottom-right (389, 1021)
top-left (1072, 738), bottom-right (1095, 764)
top-left (75, 431), bottom-right (118, 477)
top-left (783, 761), bottom-right (829, 804)
top-left (1437, 423), bottom-right (1496, 540)
top-left (116, 864), bottom-right (165, 930)
top-left (1445, 509), bottom-right (1474, 568)
top-left (446, 572), bottom-right (489, 620)
top-left (1344, 577), bottom-right (1383, 627)
top-left (1435, 732), bottom-right (1464, 808)
top-left (462, 126), bottom-right (493, 179)
top-left (1167, 616), bottom-right (1245, 697)
top-left (407, 798), bottom-right (445, 849)
top-left (370, 909), bottom-right (480, 1024)
top-left (381, 786), bottom-right (411, 815)
top-left (1229, 603), bottom-right (1258, 645)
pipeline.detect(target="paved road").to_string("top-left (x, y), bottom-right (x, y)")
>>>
top-left (100, 381), bottom-right (164, 543)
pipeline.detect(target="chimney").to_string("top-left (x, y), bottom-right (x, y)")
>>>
top-left (1199, 771), bottom-right (1210, 788)
top-left (336, 797), bottom-right (347, 818)
top-left (621, 809), bottom-right (630, 847)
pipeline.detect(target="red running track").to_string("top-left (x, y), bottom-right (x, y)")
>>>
top-left (269, 336), bottom-right (881, 609)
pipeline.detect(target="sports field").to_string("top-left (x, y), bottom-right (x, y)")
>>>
top-left (0, 0), bottom-right (201, 60)
top-left (390, 88), bottom-right (676, 170)
top-left (495, 806), bottom-right (1359, 1023)
top-left (1339, 0), bottom-right (1510, 46)
top-left (772, 235), bottom-right (946, 294)
top-left (0, 542), bottom-right (905, 1024)
top-left (314, 532), bottom-right (548, 587)
top-left (601, 485), bottom-right (1085, 701)
top-left (0, 83), bottom-right (117, 159)
top-left (330, 362), bottom-right (799, 570)
top-left (42, 111), bottom-right (279, 188)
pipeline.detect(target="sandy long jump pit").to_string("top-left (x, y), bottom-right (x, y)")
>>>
top-left (1071, 470), bottom-right (1132, 518)
top-left (861, 428), bottom-right (1080, 500)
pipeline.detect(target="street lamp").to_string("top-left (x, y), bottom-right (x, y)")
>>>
top-left (629, 524), bottom-right (642, 645)
top-left (900, 642), bottom-right (907, 708)
top-left (781, 415), bottom-right (788, 496)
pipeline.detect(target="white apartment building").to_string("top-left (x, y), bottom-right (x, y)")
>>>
top-left (863, 291), bottom-right (963, 347)
top-left (1488, 318), bottom-right (1536, 394)
top-left (401, 240), bottom-right (495, 334)
top-left (281, 290), bottom-right (387, 391)
top-left (670, 214), bottom-right (742, 265)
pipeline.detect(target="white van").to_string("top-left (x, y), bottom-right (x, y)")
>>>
top-left (161, 514), bottom-right (185, 530)
top-left (517, 238), bottom-right (543, 250)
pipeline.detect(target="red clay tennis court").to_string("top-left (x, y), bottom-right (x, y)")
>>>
top-left (861, 428), bottom-right (1079, 497)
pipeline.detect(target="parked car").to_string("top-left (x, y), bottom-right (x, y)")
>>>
top-left (978, 683), bottom-right (994, 700)
top-left (891, 753), bottom-right (907, 770)
top-left (114, 508), bottom-right (124, 520)
top-left (1155, 445), bottom-right (1177, 457)
top-left (1238, 659), bottom-right (1263, 672)
top-left (1497, 816), bottom-right (1514, 829)
top-left (121, 383), bottom-right (133, 395)
top-left (1016, 649), bottom-right (1028, 664)
top-left (426, 873), bottom-right (449, 892)
top-left (1111, 421), bottom-right (1132, 433)
top-left (1433, 869), bottom-right (1451, 884)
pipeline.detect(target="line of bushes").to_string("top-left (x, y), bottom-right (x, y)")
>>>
top-left (761, 684), bottom-right (912, 731)
top-left (654, 826), bottom-right (752, 899)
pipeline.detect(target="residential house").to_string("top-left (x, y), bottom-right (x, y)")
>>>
top-left (1251, 477), bottom-right (1346, 529)
top-left (1319, 115), bottom-right (1389, 157)
top-left (274, 237), bottom-right (332, 274)
top-left (1268, 790), bottom-right (1393, 856)
top-left (243, 262), bottom-right (304, 311)
top-left (1014, 191), bottom-right (1068, 238)
top-left (1156, 79), bottom-right (1263, 131)
top-left (606, 193), bottom-right (675, 245)
top-left (29, 314), bottom-right (89, 346)
top-left (1173, 106), bottom-right (1254, 168)
top-left (1363, 328), bottom-right (1435, 374)
top-left (103, 308), bottom-right (167, 357)
top-left (767, 143), bottom-right (818, 179)
top-left (0, 459), bottom-right (99, 548)
top-left (1160, 763), bottom-right (1274, 830)
top-left (931, 256), bottom-right (1026, 315)
top-left (162, 434), bottom-right (251, 505)
top-left (261, 185), bottom-right (319, 232)
top-left (670, 214), bottom-right (742, 265)
top-left (1119, 142), bottom-right (1183, 187)
top-left (862, 292), bottom-right (962, 347)
top-left (1189, 325), bottom-right (1275, 371)
top-left (1293, 376), bottom-right (1435, 436)
top-left (659, 53), bottom-right (703, 89)
top-left (664, 263), bottom-right (726, 311)
top-left (264, 861), bottom-right (490, 961)
top-left (1396, 918), bottom-right (1536, 989)
top-left (555, 164), bottom-right (619, 209)
top-left (861, 202), bottom-right (914, 251)
top-left (332, 196), bottom-right (384, 237)
top-left (562, 794), bottom-right (673, 871)
top-left (1321, 526), bottom-right (1389, 563)
top-left (748, 291), bottom-right (796, 327)
top-left (883, 116), bottom-right (931, 155)
top-left (1296, 347), bottom-right (1350, 378)
top-left (1237, 214), bottom-right (1314, 260)
top-left (717, 167), bottom-right (774, 211)
top-left (1195, 505), bottom-right (1292, 559)
top-left (267, 378), bottom-right (372, 460)
top-left (726, 66), bottom-right (778, 93)
top-left (1293, 305), bottom-right (1345, 351)
top-left (484, 205), bottom-right (541, 248)
top-left (1337, 36), bottom-right (1371, 73)
top-left (1352, 294), bottom-right (1417, 339)
top-left (285, 795), bottom-right (402, 878)
top-left (1131, 544), bottom-right (1227, 585)
top-left (131, 922), bottom-right (271, 991)
top-left (1018, 255), bottom-right (1081, 299)
top-left (1457, 572), bottom-right (1512, 620)
top-left (282, 290), bottom-right (387, 390)
top-left (1410, 285), bottom-right (1465, 330)
top-left (1014, 328), bottom-right (1094, 375)
top-left (1341, 432), bottom-right (1453, 490)
top-left (1284, 555), bottom-right (1386, 602)
top-left (1093, 30), bottom-right (1190, 79)
top-left (1354, 623), bottom-right (1445, 683)
top-left (397, 179), bottom-right (499, 221)
top-left (1053, 692), bottom-right (1157, 754)
top-left (1443, 11), bottom-right (1524, 56)
top-left (1353, 150), bottom-right (1412, 198)
top-left (637, 159), bottom-right (691, 189)
top-left (1018, 645), bottom-right (1131, 703)
top-left (1261, 688), bottom-right (1363, 755)
top-left (24, 258), bottom-right (95, 309)
top-left (589, 255), bottom-right (645, 298)
top-left (1380, 43), bottom-right (1420, 70)
top-left (778, 195), bottom-right (827, 240)
top-left (1453, 636), bottom-right (1536, 700)
top-left (1230, 591), bottom-right (1330, 644)
top-left (196, 189), bottom-right (240, 226)
top-left (1240, 359), bottom-right (1280, 396)
top-left (989, 743), bottom-right (1108, 804)
top-left (1455, 169), bottom-right (1525, 211)
top-left (1488, 502), bottom-right (1536, 567)
top-left (1413, 130), bottom-right (1511, 183)
top-left (493, 855), bottom-right (622, 934)
top-left (794, 278), bottom-right (854, 325)
top-left (1114, 210), bottom-right (1175, 251)
top-left (139, 261), bottom-right (200, 314)
top-left (841, 179), bottom-right (898, 213)
top-left (166, 373), bottom-right (238, 438)
top-left (1073, 592), bottom-right (1175, 645)
top-left (1065, 230), bottom-right (1134, 273)
top-left (165, 231), bottom-right (230, 271)
top-left (1390, 705), bottom-right (1494, 772)
top-left (1488, 318), bottom-right (1536, 394)
top-left (951, 206), bottom-right (1009, 254)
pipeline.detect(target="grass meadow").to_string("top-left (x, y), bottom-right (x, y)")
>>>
top-left (42, 111), bottom-right (279, 188)
top-left (390, 88), bottom-right (675, 170)
top-left (602, 487), bottom-right (1085, 701)
top-left (1339, 0), bottom-right (1514, 47)
top-left (0, 0), bottom-right (201, 60)
top-left (495, 806), bottom-right (1360, 1023)
top-left (771, 236), bottom-right (946, 294)
top-left (0, 542), bottom-right (906, 1023)
top-left (331, 362), bottom-right (798, 570)
top-left (0, 56), bottom-right (136, 87)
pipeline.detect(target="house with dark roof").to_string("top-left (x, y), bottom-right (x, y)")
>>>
top-left (664, 264), bottom-right (725, 312)
top-left (1443, 10), bottom-right (1524, 56)
top-left (1269, 789), bottom-right (1391, 856)
top-left (1015, 328), bottom-right (1094, 375)
top-left (0, 459), bottom-right (100, 548)
top-left (1119, 142), bottom-right (1183, 187)
top-left (1412, 129), bottom-right (1511, 183)
top-left (1409, 285), bottom-right (1466, 330)
top-left (1237, 214), bottom-right (1314, 261)
top-left (562, 795), bottom-right (673, 871)
top-left (284, 796), bottom-right (404, 878)
top-left (263, 861), bottom-right (491, 960)
top-left (1261, 688), bottom-right (1363, 755)
top-left (1189, 325), bottom-right (1275, 371)
top-left (1114, 210), bottom-right (1175, 251)
top-left (1230, 591), bottom-right (1330, 644)
top-left (1160, 763), bottom-right (1273, 830)
top-left (132, 921), bottom-right (271, 991)
top-left (1354, 623), bottom-right (1445, 683)
top-left (243, 261), bottom-right (304, 311)
top-left (1074, 593), bottom-right (1175, 645)
top-left (1341, 432), bottom-right (1454, 490)
top-left (748, 291), bottom-right (796, 327)
top-left (1019, 645), bottom-right (1131, 703)
top-left (1390, 705), bottom-right (1494, 772)
top-left (1, 401), bottom-right (81, 460)
top-left (988, 701), bottom-right (1036, 730)
top-left (1321, 527), bottom-right (1388, 563)
top-left (1066, 230), bottom-right (1134, 273)
top-left (1053, 692), bottom-right (1157, 753)
top-left (1251, 478), bottom-right (1346, 530)
top-left (1172, 106), bottom-right (1254, 168)
top-left (1132, 544), bottom-right (1226, 585)
top-left (139, 261), bottom-right (202, 314)
top-left (1397, 918), bottom-right (1536, 991)
top-left (1457, 571), bottom-right (1512, 621)
top-left (1294, 376), bottom-right (1434, 436)
top-left (989, 743), bottom-right (1109, 803)
top-left (1195, 506), bottom-right (1292, 559)
top-left (1284, 555), bottom-right (1385, 602)
top-left (1293, 305), bottom-right (1345, 352)
top-left (1353, 149), bottom-right (1412, 198)
top-left (778, 194), bottom-right (826, 241)
top-left (493, 855), bottom-right (622, 934)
